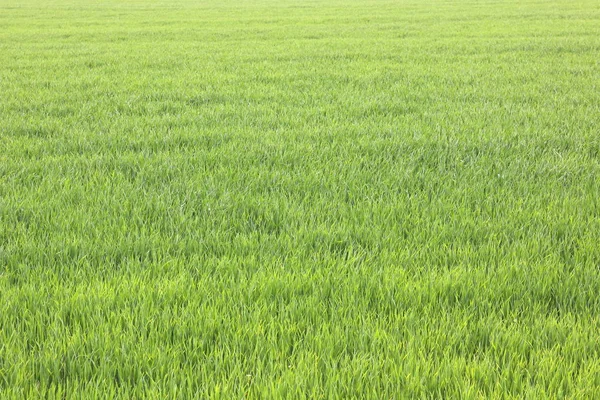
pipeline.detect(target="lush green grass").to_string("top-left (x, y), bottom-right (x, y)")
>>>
top-left (1, 0), bottom-right (600, 397)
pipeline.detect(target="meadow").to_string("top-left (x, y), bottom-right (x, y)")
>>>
top-left (1, 0), bottom-right (600, 397)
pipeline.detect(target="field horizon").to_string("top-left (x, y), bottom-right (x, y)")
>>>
top-left (1, 0), bottom-right (600, 397)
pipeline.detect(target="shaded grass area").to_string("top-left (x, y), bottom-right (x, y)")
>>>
top-left (1, 0), bottom-right (600, 397)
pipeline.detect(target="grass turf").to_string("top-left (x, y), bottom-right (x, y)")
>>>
top-left (1, 0), bottom-right (600, 397)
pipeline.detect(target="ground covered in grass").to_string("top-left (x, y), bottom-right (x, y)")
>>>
top-left (1, 0), bottom-right (600, 397)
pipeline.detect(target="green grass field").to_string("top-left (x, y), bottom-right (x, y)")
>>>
top-left (1, 0), bottom-right (600, 397)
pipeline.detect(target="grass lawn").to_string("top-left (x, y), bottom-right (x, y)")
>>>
top-left (1, 0), bottom-right (600, 397)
